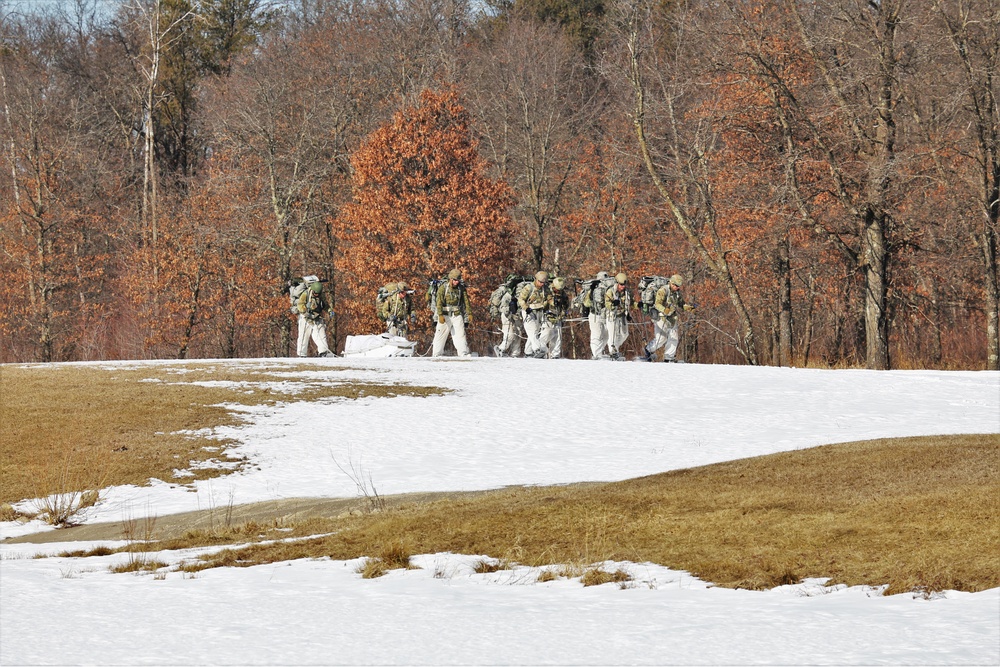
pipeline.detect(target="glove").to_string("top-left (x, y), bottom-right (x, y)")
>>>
top-left (684, 304), bottom-right (695, 312)
top-left (438, 315), bottom-right (446, 324)
top-left (466, 315), bottom-right (473, 325)
top-left (626, 313), bottom-right (633, 323)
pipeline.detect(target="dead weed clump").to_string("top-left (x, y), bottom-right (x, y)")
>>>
top-left (581, 567), bottom-right (633, 588)
top-left (356, 541), bottom-right (419, 579)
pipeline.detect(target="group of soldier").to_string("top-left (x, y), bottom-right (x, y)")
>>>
top-left (294, 267), bottom-right (694, 360)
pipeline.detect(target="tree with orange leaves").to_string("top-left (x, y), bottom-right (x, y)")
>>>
top-left (337, 88), bottom-right (515, 354)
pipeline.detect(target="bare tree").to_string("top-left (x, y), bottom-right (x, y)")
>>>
top-left (933, 0), bottom-right (1000, 370)
top-left (463, 17), bottom-right (597, 270)
top-left (613, 0), bottom-right (761, 364)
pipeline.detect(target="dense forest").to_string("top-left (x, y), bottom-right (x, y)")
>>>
top-left (1, 0), bottom-right (997, 368)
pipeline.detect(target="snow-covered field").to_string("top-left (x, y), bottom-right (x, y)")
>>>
top-left (2, 358), bottom-right (998, 665)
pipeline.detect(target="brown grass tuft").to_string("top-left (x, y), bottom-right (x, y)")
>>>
top-left (581, 567), bottom-right (632, 587)
top-left (110, 558), bottom-right (168, 574)
top-left (473, 558), bottom-right (512, 574)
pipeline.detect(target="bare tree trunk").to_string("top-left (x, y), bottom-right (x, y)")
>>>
top-left (777, 235), bottom-right (793, 366)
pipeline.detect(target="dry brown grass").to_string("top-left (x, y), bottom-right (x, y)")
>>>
top-left (177, 434), bottom-right (999, 594)
top-left (0, 362), bottom-right (445, 509)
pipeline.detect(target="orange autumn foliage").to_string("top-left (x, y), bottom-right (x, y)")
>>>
top-left (336, 89), bottom-right (516, 346)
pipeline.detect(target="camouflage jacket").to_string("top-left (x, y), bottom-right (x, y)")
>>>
top-left (654, 286), bottom-right (687, 325)
top-left (518, 282), bottom-right (551, 312)
top-left (383, 293), bottom-right (412, 323)
top-left (604, 284), bottom-right (632, 318)
top-left (547, 289), bottom-right (569, 323)
top-left (297, 289), bottom-right (328, 320)
top-left (436, 282), bottom-right (470, 317)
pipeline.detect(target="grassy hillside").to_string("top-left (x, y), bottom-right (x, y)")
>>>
top-left (170, 433), bottom-right (999, 594)
top-left (1, 363), bottom-right (997, 593)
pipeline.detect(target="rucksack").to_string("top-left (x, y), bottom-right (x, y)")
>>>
top-left (488, 285), bottom-right (507, 319)
top-left (489, 275), bottom-right (532, 319)
top-left (425, 278), bottom-right (445, 313)
top-left (588, 276), bottom-right (617, 315)
top-left (637, 275), bottom-right (671, 314)
top-left (513, 280), bottom-right (533, 309)
top-left (376, 283), bottom-right (395, 320)
top-left (572, 279), bottom-right (599, 316)
top-left (288, 275), bottom-right (320, 314)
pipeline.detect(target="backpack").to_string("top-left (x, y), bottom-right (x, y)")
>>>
top-left (589, 276), bottom-right (617, 315)
top-left (376, 283), bottom-right (395, 321)
top-left (637, 276), bottom-right (671, 314)
top-left (513, 280), bottom-right (533, 309)
top-left (425, 278), bottom-right (445, 313)
top-left (288, 275), bottom-right (320, 314)
top-left (487, 285), bottom-right (507, 319)
top-left (572, 279), bottom-right (599, 316)
top-left (489, 275), bottom-right (532, 319)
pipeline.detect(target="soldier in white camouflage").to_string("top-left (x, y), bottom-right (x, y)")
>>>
top-left (603, 272), bottom-right (632, 360)
top-left (586, 271), bottom-right (611, 359)
top-left (383, 282), bottom-right (414, 339)
top-left (518, 270), bottom-right (552, 359)
top-left (495, 280), bottom-right (522, 358)
top-left (433, 268), bottom-right (472, 357)
top-left (295, 281), bottom-right (336, 358)
top-left (644, 274), bottom-right (695, 362)
top-left (541, 277), bottom-right (569, 359)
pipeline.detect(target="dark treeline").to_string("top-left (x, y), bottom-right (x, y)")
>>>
top-left (1, 0), bottom-right (997, 369)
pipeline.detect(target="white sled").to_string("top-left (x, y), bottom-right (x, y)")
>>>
top-left (342, 334), bottom-right (416, 358)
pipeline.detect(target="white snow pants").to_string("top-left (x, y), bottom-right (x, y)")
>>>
top-left (297, 315), bottom-right (331, 357)
top-left (497, 312), bottom-right (522, 357)
top-left (588, 311), bottom-right (609, 358)
top-left (522, 310), bottom-right (546, 356)
top-left (606, 314), bottom-right (629, 357)
top-left (645, 316), bottom-right (680, 360)
top-left (433, 314), bottom-right (470, 357)
top-left (541, 321), bottom-right (562, 359)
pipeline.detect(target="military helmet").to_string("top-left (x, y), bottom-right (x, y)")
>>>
top-left (448, 268), bottom-right (462, 280)
top-left (596, 271), bottom-right (609, 279)
top-left (615, 272), bottom-right (628, 284)
top-left (396, 281), bottom-right (407, 291)
top-left (551, 277), bottom-right (565, 290)
top-left (384, 282), bottom-right (398, 293)
top-left (309, 281), bottom-right (323, 293)
top-left (534, 270), bottom-right (548, 283)
top-left (670, 274), bottom-right (683, 287)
